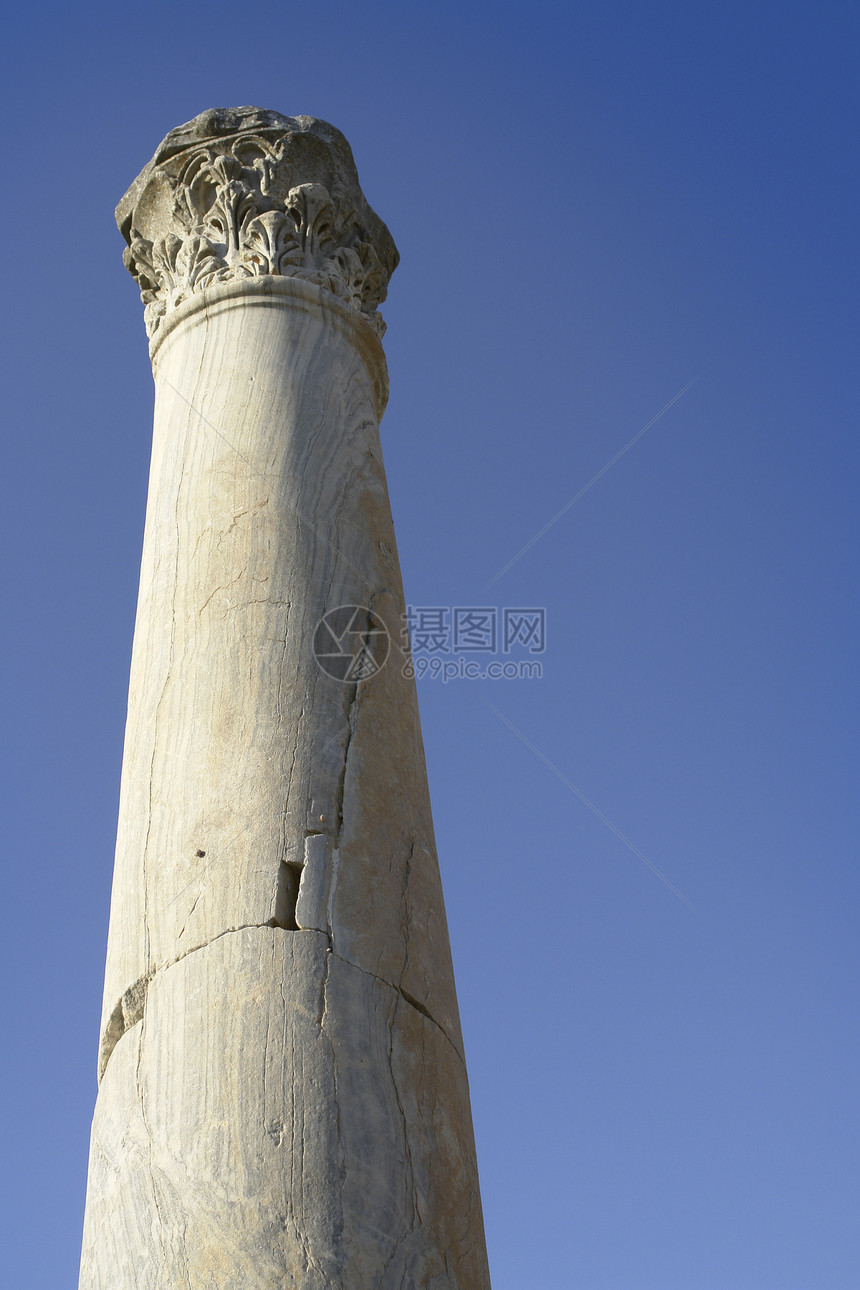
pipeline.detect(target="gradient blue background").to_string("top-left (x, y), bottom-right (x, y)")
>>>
top-left (2, 3), bottom-right (858, 1286)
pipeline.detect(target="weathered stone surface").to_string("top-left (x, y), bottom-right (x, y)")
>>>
top-left (79, 110), bottom-right (491, 1288)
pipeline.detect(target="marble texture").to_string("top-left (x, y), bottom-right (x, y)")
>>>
top-left (79, 110), bottom-right (491, 1289)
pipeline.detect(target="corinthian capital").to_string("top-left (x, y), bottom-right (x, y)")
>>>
top-left (116, 107), bottom-right (399, 339)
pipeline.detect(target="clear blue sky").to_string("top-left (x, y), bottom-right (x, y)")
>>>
top-left (2, 3), bottom-right (858, 1287)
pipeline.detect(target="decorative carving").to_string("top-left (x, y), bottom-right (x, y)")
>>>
top-left (117, 109), bottom-right (398, 339)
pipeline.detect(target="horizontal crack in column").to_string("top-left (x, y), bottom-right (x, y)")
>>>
top-left (97, 924), bottom-right (463, 1082)
top-left (327, 949), bottom-right (466, 1070)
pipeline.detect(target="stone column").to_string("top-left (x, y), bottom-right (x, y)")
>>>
top-left (79, 108), bottom-right (491, 1290)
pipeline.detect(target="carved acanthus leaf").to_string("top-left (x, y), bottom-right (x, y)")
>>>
top-left (243, 211), bottom-right (299, 277)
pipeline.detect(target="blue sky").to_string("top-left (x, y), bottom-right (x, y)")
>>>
top-left (2, 3), bottom-right (858, 1286)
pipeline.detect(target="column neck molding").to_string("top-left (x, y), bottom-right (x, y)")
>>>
top-left (149, 275), bottom-right (390, 418)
